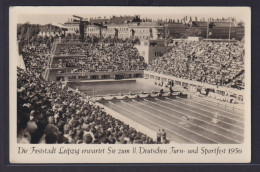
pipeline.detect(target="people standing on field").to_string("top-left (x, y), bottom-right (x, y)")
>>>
top-left (157, 128), bottom-right (167, 144)
top-left (157, 129), bottom-right (161, 143)
top-left (161, 129), bottom-right (167, 143)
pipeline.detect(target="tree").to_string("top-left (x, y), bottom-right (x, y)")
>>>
top-left (17, 23), bottom-right (40, 41)
top-left (91, 36), bottom-right (99, 44)
top-left (84, 35), bottom-right (91, 43)
top-left (65, 33), bottom-right (71, 42)
top-left (133, 37), bottom-right (140, 45)
top-left (70, 33), bottom-right (77, 42)
top-left (18, 40), bottom-right (25, 54)
top-left (36, 36), bottom-right (43, 44)
top-left (30, 35), bottom-right (37, 43)
top-left (104, 36), bottom-right (113, 43)
top-left (123, 38), bottom-right (131, 43)
top-left (43, 35), bottom-right (49, 44)
top-left (49, 35), bottom-right (54, 43)
top-left (20, 24), bottom-right (28, 35)
top-left (75, 34), bottom-right (80, 41)
top-left (165, 35), bottom-right (173, 46)
top-left (113, 37), bottom-right (123, 43)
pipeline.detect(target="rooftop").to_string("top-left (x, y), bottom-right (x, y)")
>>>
top-left (89, 18), bottom-right (109, 25)
top-left (108, 15), bottom-right (141, 24)
top-left (39, 24), bottom-right (63, 33)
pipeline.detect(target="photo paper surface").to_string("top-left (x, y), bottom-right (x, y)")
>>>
top-left (9, 6), bottom-right (251, 163)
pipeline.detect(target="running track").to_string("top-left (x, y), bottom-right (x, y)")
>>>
top-left (101, 97), bottom-right (244, 144)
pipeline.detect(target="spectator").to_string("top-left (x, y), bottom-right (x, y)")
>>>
top-left (17, 67), bottom-right (156, 144)
top-left (148, 40), bottom-right (245, 89)
top-left (161, 129), bottom-right (167, 144)
top-left (157, 129), bottom-right (161, 144)
top-left (52, 43), bottom-right (147, 73)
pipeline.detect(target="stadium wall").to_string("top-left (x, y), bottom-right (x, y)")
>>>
top-left (48, 69), bottom-right (144, 81)
top-left (144, 70), bottom-right (244, 102)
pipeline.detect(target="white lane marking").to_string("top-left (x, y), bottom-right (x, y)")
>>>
top-left (108, 101), bottom-right (196, 143)
top-left (160, 98), bottom-right (244, 131)
top-left (133, 99), bottom-right (241, 144)
top-left (194, 96), bottom-right (244, 112)
top-left (120, 100), bottom-right (220, 144)
top-left (145, 99), bottom-right (243, 140)
top-left (168, 97), bottom-right (244, 124)
top-left (177, 97), bottom-right (243, 118)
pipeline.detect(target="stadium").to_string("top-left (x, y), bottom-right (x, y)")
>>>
top-left (17, 15), bottom-right (245, 144)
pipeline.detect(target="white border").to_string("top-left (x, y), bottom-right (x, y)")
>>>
top-left (9, 6), bottom-right (251, 163)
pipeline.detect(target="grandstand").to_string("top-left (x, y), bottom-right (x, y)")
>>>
top-left (46, 42), bottom-right (146, 82)
top-left (17, 38), bottom-right (245, 144)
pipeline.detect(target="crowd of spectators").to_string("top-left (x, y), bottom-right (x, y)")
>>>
top-left (227, 71), bottom-right (245, 90)
top-left (17, 42), bottom-right (155, 144)
top-left (20, 45), bottom-right (51, 77)
top-left (148, 40), bottom-right (245, 89)
top-left (17, 68), bottom-right (156, 144)
top-left (53, 43), bottom-right (147, 72)
top-left (17, 39), bottom-right (245, 144)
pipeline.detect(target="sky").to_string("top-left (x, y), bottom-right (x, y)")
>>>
top-left (14, 7), bottom-right (249, 25)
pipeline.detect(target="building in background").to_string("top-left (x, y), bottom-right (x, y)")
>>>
top-left (163, 17), bottom-right (244, 40)
top-left (63, 15), bottom-right (245, 41)
top-left (85, 17), bottom-right (109, 38)
top-left (135, 39), bottom-right (170, 63)
top-left (129, 22), bottom-right (164, 40)
top-left (85, 15), bottom-right (141, 39)
top-left (63, 18), bottom-right (80, 35)
top-left (84, 16), bottom-right (165, 40)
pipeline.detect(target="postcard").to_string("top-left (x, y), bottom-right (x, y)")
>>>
top-left (9, 6), bottom-right (251, 163)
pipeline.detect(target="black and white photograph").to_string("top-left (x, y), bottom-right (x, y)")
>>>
top-left (9, 6), bottom-right (251, 163)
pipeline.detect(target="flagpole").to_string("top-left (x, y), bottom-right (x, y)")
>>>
top-left (27, 22), bottom-right (30, 46)
top-left (229, 18), bottom-right (231, 40)
top-left (207, 20), bottom-right (209, 39)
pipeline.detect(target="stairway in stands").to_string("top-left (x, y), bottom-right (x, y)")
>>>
top-left (44, 42), bottom-right (59, 80)
top-left (225, 70), bottom-right (245, 87)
